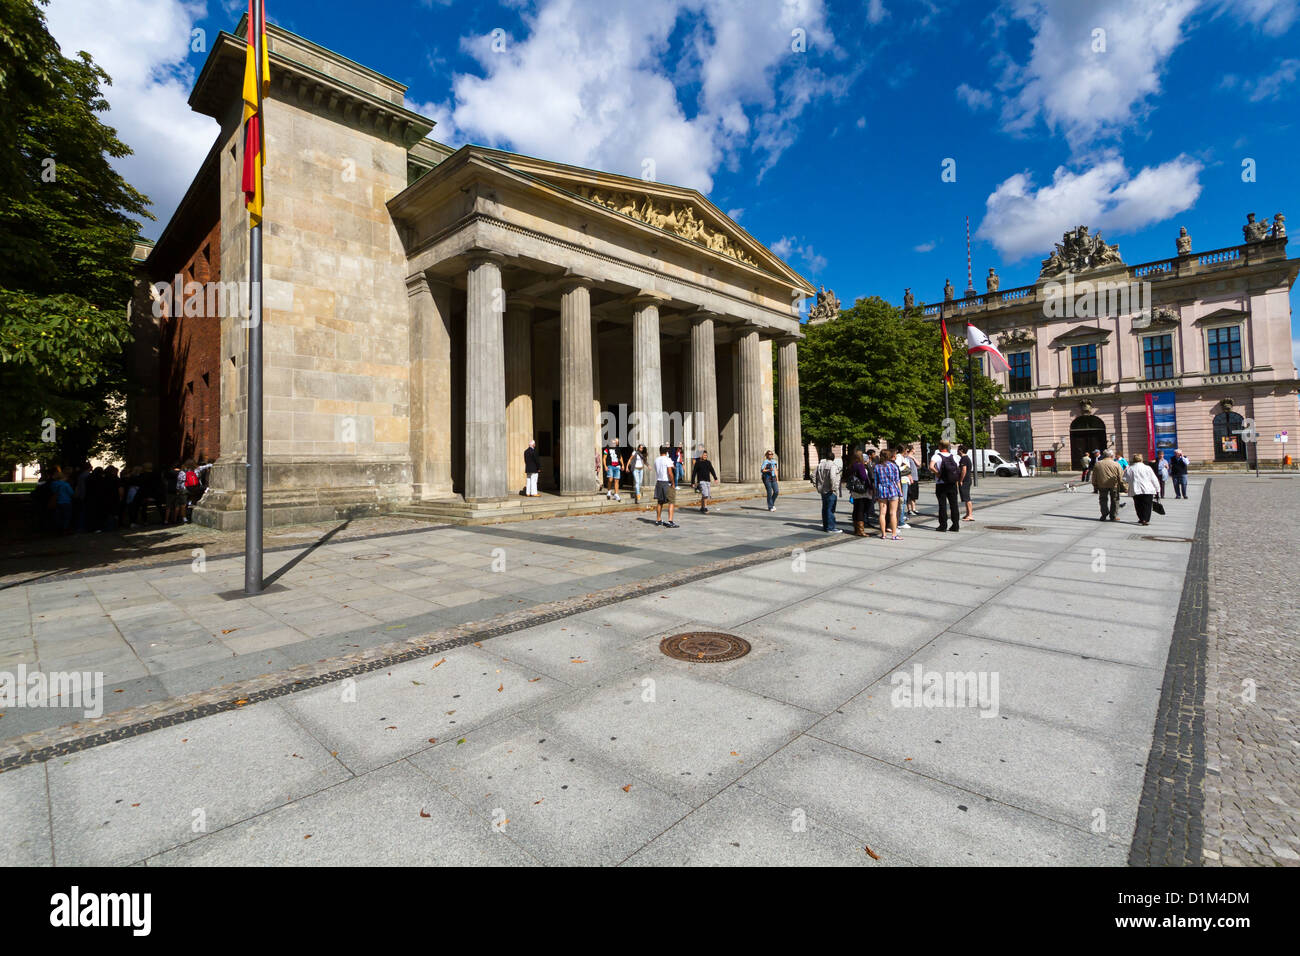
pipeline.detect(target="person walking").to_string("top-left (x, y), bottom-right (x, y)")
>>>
top-left (1091, 449), bottom-right (1124, 521)
top-left (957, 444), bottom-right (975, 521)
top-left (629, 443), bottom-right (648, 503)
top-left (1169, 448), bottom-right (1189, 499)
top-left (1155, 452), bottom-right (1169, 499)
top-left (603, 440), bottom-right (625, 501)
top-left (813, 450), bottom-right (843, 533)
top-left (1127, 453), bottom-right (1159, 525)
top-left (873, 448), bottom-right (902, 539)
top-left (844, 449), bottom-right (873, 536)
top-left (653, 444), bottom-right (678, 528)
top-left (761, 450), bottom-right (779, 511)
top-left (691, 449), bottom-right (717, 513)
top-left (929, 440), bottom-right (962, 533)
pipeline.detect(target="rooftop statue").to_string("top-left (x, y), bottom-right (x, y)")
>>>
top-left (1176, 226), bottom-right (1191, 256)
top-left (1038, 225), bottom-right (1124, 277)
top-left (808, 285), bottom-right (841, 322)
top-left (1243, 212), bottom-right (1271, 243)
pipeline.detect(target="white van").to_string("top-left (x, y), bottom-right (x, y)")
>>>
top-left (967, 448), bottom-right (1024, 477)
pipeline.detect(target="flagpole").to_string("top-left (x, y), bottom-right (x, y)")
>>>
top-left (968, 344), bottom-right (979, 488)
top-left (244, 3), bottom-right (264, 595)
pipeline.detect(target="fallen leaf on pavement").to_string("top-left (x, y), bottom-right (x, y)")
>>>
top-left (221, 628), bottom-right (239, 634)
top-left (622, 785), bottom-right (632, 793)
top-left (427, 737), bottom-right (437, 744)
top-left (234, 698), bottom-right (249, 707)
top-left (528, 677), bottom-right (541, 682)
top-left (497, 683), bottom-right (503, 692)
top-left (570, 658), bottom-right (587, 664)
top-left (432, 658), bottom-right (447, 668)
top-left (865, 846), bottom-right (880, 860)
top-left (419, 809), bottom-right (431, 818)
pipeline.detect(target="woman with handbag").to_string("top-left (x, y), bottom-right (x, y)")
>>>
top-left (846, 450), bottom-right (873, 536)
top-left (1126, 454), bottom-right (1161, 525)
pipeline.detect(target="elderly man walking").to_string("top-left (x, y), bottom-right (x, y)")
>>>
top-left (1091, 449), bottom-right (1125, 521)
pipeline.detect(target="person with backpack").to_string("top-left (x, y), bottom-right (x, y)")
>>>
top-left (929, 440), bottom-right (962, 533)
top-left (844, 449), bottom-right (873, 536)
top-left (691, 449), bottom-right (717, 513)
top-left (813, 450), bottom-right (843, 533)
top-left (178, 459), bottom-right (212, 523)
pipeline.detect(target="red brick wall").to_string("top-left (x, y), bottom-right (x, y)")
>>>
top-left (158, 221), bottom-right (222, 465)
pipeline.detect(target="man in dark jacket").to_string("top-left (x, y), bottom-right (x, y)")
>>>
top-left (691, 450), bottom-right (718, 513)
top-left (1169, 448), bottom-right (1189, 499)
top-left (523, 440), bottom-right (540, 496)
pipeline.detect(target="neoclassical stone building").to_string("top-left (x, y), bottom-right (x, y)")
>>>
top-left (922, 221), bottom-right (1299, 469)
top-left (129, 22), bottom-right (811, 529)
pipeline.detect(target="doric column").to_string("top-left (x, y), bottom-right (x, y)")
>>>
top-left (737, 325), bottom-right (764, 482)
top-left (777, 335), bottom-right (802, 483)
top-left (631, 294), bottom-right (667, 452)
top-left (504, 299), bottom-right (534, 494)
top-left (407, 271), bottom-right (453, 497)
top-left (560, 278), bottom-right (595, 495)
top-left (464, 253), bottom-right (507, 499)
top-left (689, 312), bottom-right (720, 467)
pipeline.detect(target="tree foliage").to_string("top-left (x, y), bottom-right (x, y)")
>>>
top-left (0, 0), bottom-right (151, 468)
top-left (798, 296), bottom-right (1006, 452)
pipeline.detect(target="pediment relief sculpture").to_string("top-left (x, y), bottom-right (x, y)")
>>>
top-left (571, 185), bottom-right (757, 265)
top-left (1039, 225), bottom-right (1125, 278)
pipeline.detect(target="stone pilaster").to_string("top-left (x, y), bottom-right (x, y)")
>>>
top-left (631, 295), bottom-right (666, 452)
top-left (504, 299), bottom-right (534, 493)
top-left (464, 253), bottom-right (507, 499)
top-left (777, 335), bottom-right (802, 483)
top-left (737, 325), bottom-right (764, 482)
top-left (689, 313), bottom-right (720, 467)
top-left (408, 271), bottom-right (453, 498)
top-left (560, 278), bottom-right (595, 495)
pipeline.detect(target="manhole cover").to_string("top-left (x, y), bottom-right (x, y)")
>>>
top-left (984, 525), bottom-right (1028, 533)
top-left (1139, 535), bottom-right (1194, 543)
top-left (659, 632), bottom-right (751, 662)
top-left (352, 552), bottom-right (392, 560)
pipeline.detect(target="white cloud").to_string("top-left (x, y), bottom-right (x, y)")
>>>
top-left (725, 207), bottom-right (744, 221)
top-left (914, 240), bottom-right (936, 252)
top-left (770, 235), bottom-right (826, 273)
top-left (1219, 0), bottom-right (1300, 35)
top-left (867, 0), bottom-right (888, 25)
top-left (955, 83), bottom-right (993, 111)
top-left (427, 0), bottom-right (845, 193)
top-left (855, 115), bottom-right (866, 128)
top-left (1243, 58), bottom-right (1300, 100)
top-left (977, 155), bottom-right (1203, 260)
top-left (43, 0), bottom-right (218, 239)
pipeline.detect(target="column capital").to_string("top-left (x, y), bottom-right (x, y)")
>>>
top-left (775, 332), bottom-right (803, 346)
top-left (629, 290), bottom-right (673, 307)
top-left (465, 248), bottom-right (507, 269)
top-left (687, 309), bottom-right (721, 325)
top-left (557, 272), bottom-right (596, 293)
top-left (405, 271), bottom-right (430, 295)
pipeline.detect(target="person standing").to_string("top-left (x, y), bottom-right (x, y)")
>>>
top-left (48, 468), bottom-right (74, 535)
top-left (957, 443), bottom-right (975, 522)
top-left (863, 448), bottom-right (879, 525)
top-left (1169, 448), bottom-right (1189, 499)
top-left (813, 450), bottom-right (843, 533)
top-left (603, 440), bottom-right (624, 501)
top-left (1091, 449), bottom-right (1124, 521)
top-left (1127, 453), bottom-right (1159, 525)
top-left (896, 445), bottom-right (914, 529)
top-left (692, 449), bottom-right (717, 513)
top-left (524, 440), bottom-right (541, 497)
top-left (873, 448), bottom-right (902, 539)
top-left (674, 446), bottom-right (685, 484)
top-left (653, 445), bottom-right (678, 528)
top-left (1155, 452), bottom-right (1169, 499)
top-left (845, 450), bottom-right (872, 536)
top-left (761, 450), bottom-right (779, 511)
top-left (629, 443), bottom-right (648, 503)
top-left (929, 440), bottom-right (962, 533)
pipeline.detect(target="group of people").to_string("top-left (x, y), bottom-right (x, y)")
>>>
top-left (28, 459), bottom-right (214, 535)
top-left (811, 441), bottom-right (977, 538)
top-left (1084, 447), bottom-right (1190, 525)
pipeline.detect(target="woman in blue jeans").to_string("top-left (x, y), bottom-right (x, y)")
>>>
top-left (761, 450), bottom-right (779, 510)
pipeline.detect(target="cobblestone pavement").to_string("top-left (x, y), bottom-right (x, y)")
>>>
top-left (1203, 474), bottom-right (1300, 866)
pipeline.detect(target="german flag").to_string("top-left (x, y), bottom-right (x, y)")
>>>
top-left (241, 0), bottom-right (270, 226)
top-left (940, 315), bottom-right (954, 386)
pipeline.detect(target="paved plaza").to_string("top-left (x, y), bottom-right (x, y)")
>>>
top-left (7, 474), bottom-right (1290, 867)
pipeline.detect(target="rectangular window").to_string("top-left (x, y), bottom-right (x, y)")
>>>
top-left (1008, 352), bottom-right (1032, 392)
top-left (1143, 334), bottom-right (1174, 380)
top-left (1207, 326), bottom-right (1242, 374)
top-left (1071, 344), bottom-right (1098, 386)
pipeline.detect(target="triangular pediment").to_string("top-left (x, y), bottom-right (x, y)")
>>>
top-left (476, 148), bottom-right (811, 291)
top-left (1050, 324), bottom-right (1111, 349)
top-left (1194, 307), bottom-right (1248, 326)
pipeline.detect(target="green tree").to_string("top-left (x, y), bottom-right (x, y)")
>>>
top-left (799, 296), bottom-right (1005, 452)
top-left (0, 0), bottom-right (151, 470)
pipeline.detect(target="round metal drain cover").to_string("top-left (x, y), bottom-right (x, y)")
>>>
top-left (660, 632), bottom-right (751, 662)
top-left (1141, 535), bottom-right (1194, 543)
top-left (352, 552), bottom-right (392, 560)
top-left (984, 525), bottom-right (1027, 532)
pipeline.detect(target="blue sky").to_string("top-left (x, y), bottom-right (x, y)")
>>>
top-left (45, 0), bottom-right (1300, 361)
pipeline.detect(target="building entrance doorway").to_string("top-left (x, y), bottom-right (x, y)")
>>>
top-left (1069, 414), bottom-right (1107, 470)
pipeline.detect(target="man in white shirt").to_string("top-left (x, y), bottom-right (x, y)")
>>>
top-left (653, 445), bottom-right (678, 528)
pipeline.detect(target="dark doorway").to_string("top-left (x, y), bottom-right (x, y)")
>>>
top-left (1212, 411), bottom-right (1248, 462)
top-left (1069, 414), bottom-right (1106, 470)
